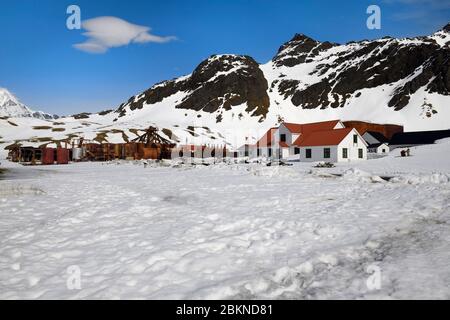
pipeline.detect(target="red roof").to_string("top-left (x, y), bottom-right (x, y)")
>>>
top-left (283, 123), bottom-right (304, 133)
top-left (257, 127), bottom-right (278, 147)
top-left (256, 120), bottom-right (343, 148)
top-left (283, 120), bottom-right (341, 136)
top-left (294, 128), bottom-right (354, 147)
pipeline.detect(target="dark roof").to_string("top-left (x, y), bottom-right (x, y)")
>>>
top-left (390, 130), bottom-right (450, 146)
top-left (368, 143), bottom-right (387, 149)
top-left (365, 131), bottom-right (389, 143)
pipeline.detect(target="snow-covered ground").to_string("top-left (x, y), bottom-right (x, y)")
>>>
top-left (0, 141), bottom-right (449, 299)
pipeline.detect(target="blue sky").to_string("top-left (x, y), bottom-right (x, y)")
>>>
top-left (0, 0), bottom-right (449, 115)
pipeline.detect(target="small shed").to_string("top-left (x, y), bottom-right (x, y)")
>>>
top-left (367, 143), bottom-right (389, 154)
top-left (363, 131), bottom-right (390, 154)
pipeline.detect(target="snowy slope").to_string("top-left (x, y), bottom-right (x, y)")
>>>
top-left (261, 26), bottom-right (450, 132)
top-left (112, 23), bottom-right (450, 146)
top-left (0, 88), bottom-right (57, 120)
top-left (0, 140), bottom-right (449, 299)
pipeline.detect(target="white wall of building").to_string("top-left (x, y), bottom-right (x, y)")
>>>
top-left (298, 129), bottom-right (367, 163)
top-left (257, 146), bottom-right (272, 158)
top-left (368, 143), bottom-right (389, 154)
top-left (336, 130), bottom-right (368, 162)
top-left (334, 122), bottom-right (345, 129)
top-left (280, 147), bottom-right (290, 159)
top-left (238, 146), bottom-right (249, 158)
top-left (299, 145), bottom-right (339, 162)
top-left (273, 125), bottom-right (296, 146)
top-left (376, 143), bottom-right (389, 154)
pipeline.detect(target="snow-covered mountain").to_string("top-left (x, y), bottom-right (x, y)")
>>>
top-left (114, 23), bottom-right (450, 139)
top-left (0, 88), bottom-right (58, 120)
top-left (0, 24), bottom-right (449, 152)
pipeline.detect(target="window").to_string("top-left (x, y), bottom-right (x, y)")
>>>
top-left (280, 134), bottom-right (287, 143)
top-left (382, 149), bottom-right (386, 153)
top-left (342, 148), bottom-right (348, 159)
top-left (268, 148), bottom-right (272, 157)
top-left (358, 148), bottom-right (364, 159)
top-left (324, 148), bottom-right (331, 159)
top-left (353, 134), bottom-right (358, 144)
top-left (306, 149), bottom-right (312, 159)
top-left (257, 149), bottom-right (261, 157)
top-left (294, 147), bottom-right (300, 155)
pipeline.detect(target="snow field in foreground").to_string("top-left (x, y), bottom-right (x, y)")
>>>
top-left (0, 141), bottom-right (450, 299)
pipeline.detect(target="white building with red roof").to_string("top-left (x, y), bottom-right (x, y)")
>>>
top-left (294, 127), bottom-right (368, 162)
top-left (273, 120), bottom-right (346, 160)
top-left (239, 120), bottom-right (368, 162)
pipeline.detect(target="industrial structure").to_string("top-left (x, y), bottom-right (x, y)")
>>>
top-left (6, 126), bottom-right (178, 165)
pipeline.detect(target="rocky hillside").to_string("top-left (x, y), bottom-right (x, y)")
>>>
top-left (270, 27), bottom-right (450, 111)
top-left (111, 23), bottom-right (449, 141)
top-left (116, 55), bottom-right (270, 121)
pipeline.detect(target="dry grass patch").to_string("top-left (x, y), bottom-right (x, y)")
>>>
top-left (94, 132), bottom-right (108, 143)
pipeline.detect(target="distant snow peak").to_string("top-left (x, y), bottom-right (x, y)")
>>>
top-left (0, 88), bottom-right (58, 120)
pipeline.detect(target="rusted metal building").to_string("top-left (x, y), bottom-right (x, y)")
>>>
top-left (56, 148), bottom-right (69, 164)
top-left (42, 148), bottom-right (55, 165)
top-left (6, 145), bottom-right (70, 165)
top-left (132, 127), bottom-right (176, 160)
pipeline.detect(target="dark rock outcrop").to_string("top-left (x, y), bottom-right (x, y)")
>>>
top-left (273, 33), bottom-right (336, 67)
top-left (278, 34), bottom-right (450, 110)
top-left (117, 55), bottom-right (270, 120)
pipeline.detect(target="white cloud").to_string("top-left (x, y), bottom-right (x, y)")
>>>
top-left (73, 16), bottom-right (176, 54)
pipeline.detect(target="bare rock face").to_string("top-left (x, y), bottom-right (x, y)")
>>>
top-left (389, 47), bottom-right (450, 110)
top-left (273, 33), bottom-right (337, 67)
top-left (274, 30), bottom-right (450, 111)
top-left (443, 23), bottom-right (450, 33)
top-left (117, 55), bottom-right (270, 119)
